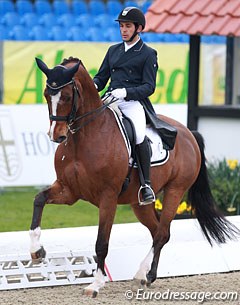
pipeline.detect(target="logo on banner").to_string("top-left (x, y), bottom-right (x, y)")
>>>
top-left (0, 111), bottom-right (22, 181)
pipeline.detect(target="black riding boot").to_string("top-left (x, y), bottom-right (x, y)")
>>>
top-left (136, 137), bottom-right (155, 205)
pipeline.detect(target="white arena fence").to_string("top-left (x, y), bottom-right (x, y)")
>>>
top-left (0, 217), bottom-right (240, 290)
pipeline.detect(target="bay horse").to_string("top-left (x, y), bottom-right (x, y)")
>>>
top-left (30, 56), bottom-right (238, 297)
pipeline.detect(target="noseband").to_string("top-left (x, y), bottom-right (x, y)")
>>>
top-left (48, 79), bottom-right (79, 124)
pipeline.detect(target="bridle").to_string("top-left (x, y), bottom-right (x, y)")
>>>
top-left (48, 79), bottom-right (117, 134)
top-left (48, 79), bottom-right (79, 124)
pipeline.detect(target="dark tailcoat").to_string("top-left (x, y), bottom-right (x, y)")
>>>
top-left (93, 39), bottom-right (177, 149)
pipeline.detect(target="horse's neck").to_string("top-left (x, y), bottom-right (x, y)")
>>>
top-left (71, 106), bottom-right (109, 153)
top-left (73, 83), bottom-right (105, 137)
top-left (82, 93), bottom-right (102, 113)
top-left (77, 69), bottom-right (102, 113)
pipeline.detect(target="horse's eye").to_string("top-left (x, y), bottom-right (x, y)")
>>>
top-left (63, 95), bottom-right (71, 102)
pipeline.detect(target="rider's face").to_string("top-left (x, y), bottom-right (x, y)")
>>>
top-left (119, 22), bottom-right (139, 44)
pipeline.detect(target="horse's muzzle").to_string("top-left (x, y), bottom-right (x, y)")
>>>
top-left (54, 136), bottom-right (67, 143)
top-left (48, 122), bottom-right (68, 143)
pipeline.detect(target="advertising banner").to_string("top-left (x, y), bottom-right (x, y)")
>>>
top-left (0, 105), bottom-right (57, 186)
top-left (3, 42), bottom-right (226, 106)
top-left (3, 42), bottom-right (189, 105)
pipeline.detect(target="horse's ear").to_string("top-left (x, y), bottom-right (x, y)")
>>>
top-left (79, 60), bottom-right (86, 70)
top-left (35, 58), bottom-right (50, 77)
top-left (64, 61), bottom-right (81, 79)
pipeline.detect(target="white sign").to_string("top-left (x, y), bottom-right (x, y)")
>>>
top-left (0, 105), bottom-right (57, 186)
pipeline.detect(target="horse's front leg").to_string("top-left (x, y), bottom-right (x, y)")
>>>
top-left (29, 180), bottom-right (76, 262)
top-left (83, 197), bottom-right (117, 298)
top-left (29, 189), bottom-right (48, 262)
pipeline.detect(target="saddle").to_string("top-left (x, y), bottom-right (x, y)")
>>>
top-left (108, 106), bottom-right (170, 194)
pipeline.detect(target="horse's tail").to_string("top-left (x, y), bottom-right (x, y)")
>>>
top-left (188, 131), bottom-right (239, 245)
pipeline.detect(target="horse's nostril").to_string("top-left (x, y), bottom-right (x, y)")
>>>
top-left (56, 136), bottom-right (67, 143)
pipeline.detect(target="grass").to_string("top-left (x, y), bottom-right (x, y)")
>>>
top-left (0, 187), bottom-right (138, 232)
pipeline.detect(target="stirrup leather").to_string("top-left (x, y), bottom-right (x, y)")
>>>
top-left (138, 184), bottom-right (156, 206)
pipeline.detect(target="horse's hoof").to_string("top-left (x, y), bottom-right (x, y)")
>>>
top-left (140, 279), bottom-right (147, 286)
top-left (83, 288), bottom-right (98, 298)
top-left (132, 278), bottom-right (147, 291)
top-left (31, 246), bottom-right (46, 263)
top-left (146, 272), bottom-right (156, 287)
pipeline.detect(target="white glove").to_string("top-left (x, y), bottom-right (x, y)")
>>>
top-left (111, 88), bottom-right (127, 99)
top-left (102, 93), bottom-right (113, 104)
top-left (94, 82), bottom-right (98, 89)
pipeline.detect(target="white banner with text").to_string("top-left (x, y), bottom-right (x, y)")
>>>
top-left (0, 105), bottom-right (57, 186)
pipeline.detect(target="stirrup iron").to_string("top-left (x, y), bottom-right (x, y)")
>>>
top-left (138, 184), bottom-right (156, 206)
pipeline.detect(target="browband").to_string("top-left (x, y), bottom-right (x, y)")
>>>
top-left (46, 80), bottom-right (74, 90)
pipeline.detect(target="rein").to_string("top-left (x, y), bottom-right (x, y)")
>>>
top-left (69, 94), bottom-right (118, 134)
top-left (49, 79), bottom-right (117, 134)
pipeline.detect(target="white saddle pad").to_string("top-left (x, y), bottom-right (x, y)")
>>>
top-left (108, 107), bottom-right (170, 167)
top-left (145, 126), bottom-right (169, 167)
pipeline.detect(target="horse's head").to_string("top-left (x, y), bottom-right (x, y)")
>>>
top-left (36, 57), bottom-right (82, 143)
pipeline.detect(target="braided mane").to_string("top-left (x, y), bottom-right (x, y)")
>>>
top-left (61, 56), bottom-right (86, 69)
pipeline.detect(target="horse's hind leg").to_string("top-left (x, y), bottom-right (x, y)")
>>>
top-left (29, 180), bottom-right (76, 262)
top-left (130, 204), bottom-right (159, 286)
top-left (146, 187), bottom-right (186, 285)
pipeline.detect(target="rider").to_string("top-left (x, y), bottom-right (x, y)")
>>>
top-left (93, 7), bottom-right (158, 205)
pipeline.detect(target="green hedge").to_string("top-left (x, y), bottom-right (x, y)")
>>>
top-left (208, 159), bottom-right (240, 215)
top-left (156, 159), bottom-right (240, 216)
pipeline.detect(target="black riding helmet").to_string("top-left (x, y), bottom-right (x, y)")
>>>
top-left (115, 7), bottom-right (146, 42)
top-left (115, 7), bottom-right (146, 29)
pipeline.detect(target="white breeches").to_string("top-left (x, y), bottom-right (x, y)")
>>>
top-left (117, 99), bottom-right (146, 144)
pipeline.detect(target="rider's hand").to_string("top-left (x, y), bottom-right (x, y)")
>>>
top-left (111, 88), bottom-right (127, 99)
top-left (102, 93), bottom-right (113, 104)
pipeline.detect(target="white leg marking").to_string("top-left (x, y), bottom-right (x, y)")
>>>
top-left (85, 269), bottom-right (106, 293)
top-left (29, 227), bottom-right (42, 253)
top-left (134, 247), bottom-right (154, 280)
top-left (49, 92), bottom-right (61, 140)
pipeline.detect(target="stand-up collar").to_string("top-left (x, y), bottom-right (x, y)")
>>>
top-left (124, 37), bottom-right (140, 52)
